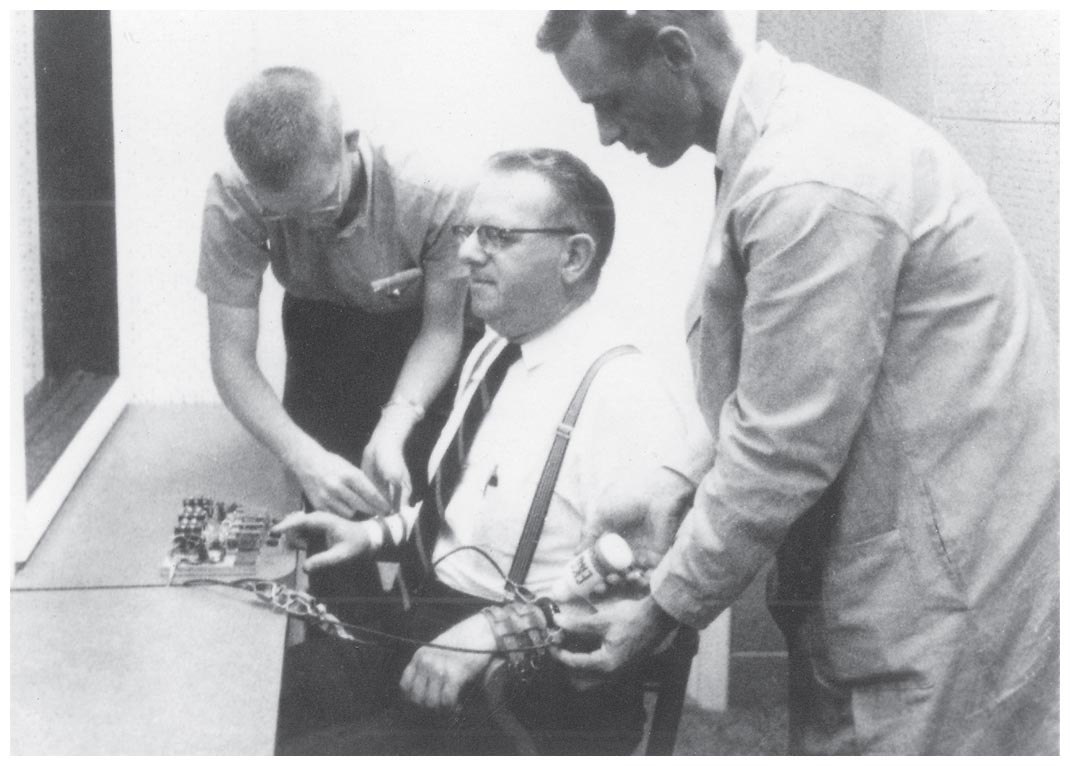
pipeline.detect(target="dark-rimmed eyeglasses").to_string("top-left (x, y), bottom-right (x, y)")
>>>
top-left (450, 224), bottom-right (578, 252)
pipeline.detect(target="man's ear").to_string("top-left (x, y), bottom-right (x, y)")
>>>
top-left (561, 233), bottom-right (596, 285)
top-left (654, 27), bottom-right (696, 72)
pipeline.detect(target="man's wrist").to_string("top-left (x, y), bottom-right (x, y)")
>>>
top-left (363, 517), bottom-right (386, 552)
top-left (373, 400), bottom-right (424, 446)
top-left (480, 599), bottom-right (559, 685)
top-left (644, 594), bottom-right (682, 635)
top-left (280, 432), bottom-right (323, 476)
top-left (381, 395), bottom-right (426, 423)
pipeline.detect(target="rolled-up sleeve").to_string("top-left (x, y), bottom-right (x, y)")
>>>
top-left (401, 161), bottom-right (472, 286)
top-left (422, 188), bottom-right (470, 279)
top-left (196, 175), bottom-right (269, 308)
top-left (652, 186), bottom-right (909, 628)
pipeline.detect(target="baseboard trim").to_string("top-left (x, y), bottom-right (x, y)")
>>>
top-left (14, 377), bottom-right (128, 565)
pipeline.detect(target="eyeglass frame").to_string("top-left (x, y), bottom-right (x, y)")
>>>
top-left (251, 153), bottom-right (350, 225)
top-left (450, 224), bottom-right (580, 252)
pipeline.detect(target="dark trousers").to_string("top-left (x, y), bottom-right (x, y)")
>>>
top-left (276, 580), bottom-right (646, 756)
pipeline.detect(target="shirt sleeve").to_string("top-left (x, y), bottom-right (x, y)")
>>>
top-left (418, 170), bottom-right (474, 287)
top-left (196, 173), bottom-right (270, 308)
top-left (651, 185), bottom-right (908, 628)
top-left (386, 145), bottom-right (473, 288)
top-left (571, 353), bottom-right (692, 528)
top-left (661, 395), bottom-right (715, 484)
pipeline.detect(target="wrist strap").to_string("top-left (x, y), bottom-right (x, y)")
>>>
top-left (481, 600), bottom-right (560, 684)
top-left (372, 516), bottom-right (397, 555)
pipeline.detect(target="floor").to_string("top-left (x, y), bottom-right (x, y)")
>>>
top-left (674, 702), bottom-right (788, 755)
top-left (674, 563), bottom-right (790, 755)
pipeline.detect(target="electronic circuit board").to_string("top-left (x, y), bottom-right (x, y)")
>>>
top-left (161, 496), bottom-right (296, 584)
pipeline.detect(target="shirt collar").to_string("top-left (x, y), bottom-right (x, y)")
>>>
top-left (714, 42), bottom-right (787, 182)
top-left (342, 130), bottom-right (373, 231)
top-left (492, 297), bottom-right (603, 373)
top-left (715, 46), bottom-right (751, 169)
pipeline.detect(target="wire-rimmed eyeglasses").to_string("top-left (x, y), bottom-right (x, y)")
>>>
top-left (450, 224), bottom-right (578, 251)
top-left (253, 154), bottom-right (348, 226)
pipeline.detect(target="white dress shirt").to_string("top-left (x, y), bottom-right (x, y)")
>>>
top-left (404, 298), bottom-right (691, 602)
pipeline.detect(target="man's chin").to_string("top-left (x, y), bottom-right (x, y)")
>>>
top-left (469, 299), bottom-right (501, 332)
top-left (643, 147), bottom-right (685, 168)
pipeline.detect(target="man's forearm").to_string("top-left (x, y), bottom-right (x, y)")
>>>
top-left (211, 347), bottom-right (318, 471)
top-left (389, 322), bottom-right (463, 413)
top-left (369, 321), bottom-right (464, 466)
top-left (386, 274), bottom-right (467, 413)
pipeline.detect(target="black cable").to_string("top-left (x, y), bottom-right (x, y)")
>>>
top-left (183, 577), bottom-right (558, 655)
top-left (431, 544), bottom-right (509, 582)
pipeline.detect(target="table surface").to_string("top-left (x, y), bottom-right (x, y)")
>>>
top-left (11, 404), bottom-right (302, 755)
top-left (11, 587), bottom-right (290, 755)
top-left (14, 403), bottom-right (302, 590)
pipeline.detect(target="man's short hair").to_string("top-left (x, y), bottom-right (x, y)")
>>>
top-left (486, 148), bottom-right (616, 274)
top-left (536, 10), bottom-right (728, 67)
top-left (224, 67), bottom-right (343, 191)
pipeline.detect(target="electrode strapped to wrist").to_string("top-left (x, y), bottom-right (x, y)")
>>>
top-left (186, 347), bottom-right (642, 679)
top-left (430, 533), bottom-right (636, 684)
top-left (480, 598), bottom-right (561, 684)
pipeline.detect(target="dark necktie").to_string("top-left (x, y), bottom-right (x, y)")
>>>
top-left (399, 340), bottom-right (522, 586)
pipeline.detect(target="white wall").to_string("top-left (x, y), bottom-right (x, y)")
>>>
top-left (12, 13), bottom-right (44, 396)
top-left (112, 11), bottom-right (754, 405)
top-left (881, 10), bottom-right (1059, 331)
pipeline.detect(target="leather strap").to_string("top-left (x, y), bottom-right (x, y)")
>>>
top-left (506, 345), bottom-right (639, 590)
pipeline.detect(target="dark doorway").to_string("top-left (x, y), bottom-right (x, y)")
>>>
top-left (25, 10), bottom-right (120, 495)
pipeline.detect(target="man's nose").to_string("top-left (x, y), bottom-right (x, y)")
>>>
top-left (596, 111), bottom-right (623, 146)
top-left (458, 234), bottom-right (486, 266)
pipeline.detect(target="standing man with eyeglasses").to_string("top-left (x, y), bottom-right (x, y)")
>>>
top-left (198, 67), bottom-right (475, 606)
top-left (537, 10), bottom-right (1058, 755)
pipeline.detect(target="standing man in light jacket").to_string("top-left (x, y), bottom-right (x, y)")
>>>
top-left (538, 10), bottom-right (1058, 755)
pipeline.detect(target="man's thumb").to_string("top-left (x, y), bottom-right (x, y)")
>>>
top-left (574, 522), bottom-right (603, 555)
top-left (304, 546), bottom-right (348, 572)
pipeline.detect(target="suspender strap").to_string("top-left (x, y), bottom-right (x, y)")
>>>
top-left (506, 345), bottom-right (639, 590)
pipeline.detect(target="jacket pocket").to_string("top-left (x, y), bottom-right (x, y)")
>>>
top-left (819, 528), bottom-right (936, 688)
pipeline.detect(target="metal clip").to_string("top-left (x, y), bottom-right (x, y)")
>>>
top-left (504, 580), bottom-right (537, 605)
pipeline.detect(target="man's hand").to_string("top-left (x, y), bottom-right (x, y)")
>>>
top-left (399, 613), bottom-right (497, 711)
top-left (271, 511), bottom-right (376, 571)
top-left (583, 467), bottom-right (695, 569)
top-left (290, 443), bottom-right (391, 519)
top-left (553, 595), bottom-right (679, 676)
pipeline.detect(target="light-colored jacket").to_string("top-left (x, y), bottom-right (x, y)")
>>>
top-left (651, 43), bottom-right (1058, 754)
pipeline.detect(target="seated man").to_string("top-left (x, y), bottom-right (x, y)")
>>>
top-left (273, 148), bottom-right (692, 755)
